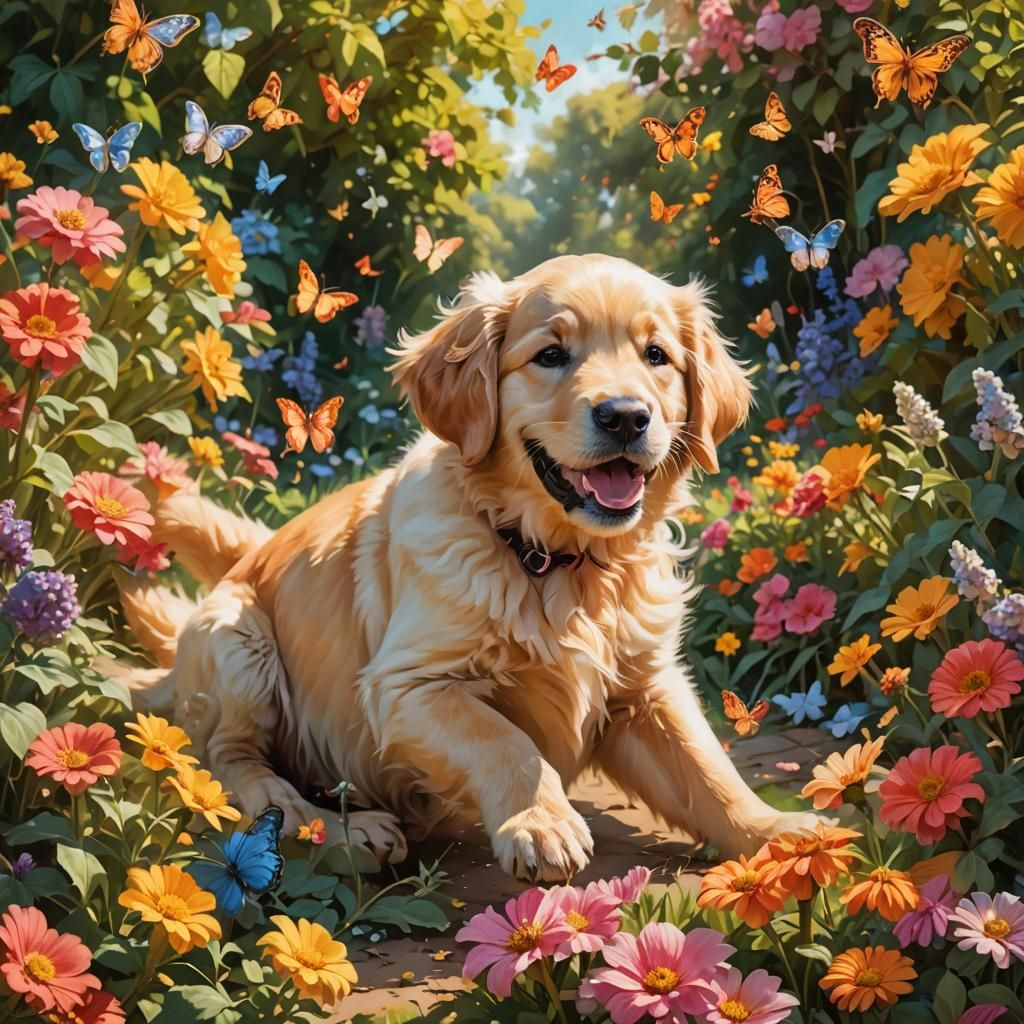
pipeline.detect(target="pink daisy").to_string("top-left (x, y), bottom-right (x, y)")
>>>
top-left (15, 186), bottom-right (125, 267)
top-left (844, 245), bottom-right (908, 299)
top-left (0, 283), bottom-right (92, 377)
top-left (63, 471), bottom-right (154, 549)
top-left (222, 431), bottom-right (279, 479)
top-left (593, 866), bottom-right (652, 904)
top-left (892, 875), bottom-right (958, 948)
top-left (928, 638), bottom-right (1024, 718)
top-left (422, 129), bottom-right (457, 168)
top-left (549, 884), bottom-right (622, 960)
top-left (706, 968), bottom-right (799, 1024)
top-left (949, 892), bottom-right (1024, 969)
top-left (782, 583), bottom-right (836, 635)
top-left (701, 519), bottom-right (731, 550)
top-left (959, 1007), bottom-right (1007, 1024)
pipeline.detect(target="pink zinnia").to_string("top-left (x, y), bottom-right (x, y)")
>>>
top-left (949, 892), bottom-right (1024, 969)
top-left (844, 245), bottom-right (908, 299)
top-left (63, 471), bottom-right (154, 548)
top-left (752, 573), bottom-right (789, 642)
top-left (65, 991), bottom-right (127, 1024)
top-left (593, 866), bottom-right (652, 904)
top-left (879, 746), bottom-right (985, 844)
top-left (222, 300), bottom-right (273, 334)
top-left (550, 884), bottom-right (622, 960)
top-left (959, 1007), bottom-right (1007, 1024)
top-left (893, 875), bottom-right (958, 948)
top-left (728, 476), bottom-right (753, 512)
top-left (422, 129), bottom-right (457, 168)
top-left (782, 583), bottom-right (836, 635)
top-left (701, 518), bottom-right (731, 550)
top-left (928, 638), bottom-right (1024, 718)
top-left (456, 888), bottom-right (574, 997)
top-left (0, 283), bottom-right (92, 377)
top-left (25, 722), bottom-right (122, 796)
top-left (222, 431), bottom-right (279, 479)
top-left (783, 5), bottom-right (821, 48)
top-left (787, 470), bottom-right (827, 517)
top-left (706, 968), bottom-right (799, 1024)
top-left (15, 186), bottom-right (125, 267)
top-left (580, 923), bottom-right (733, 1024)
top-left (836, 0), bottom-right (873, 10)
top-left (119, 441), bottom-right (193, 501)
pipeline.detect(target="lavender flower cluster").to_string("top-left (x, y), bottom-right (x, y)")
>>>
top-left (282, 331), bottom-right (323, 407)
top-left (0, 499), bottom-right (32, 570)
top-left (949, 540), bottom-right (1001, 606)
top-left (983, 594), bottom-right (1024, 653)
top-left (971, 369), bottom-right (1024, 460)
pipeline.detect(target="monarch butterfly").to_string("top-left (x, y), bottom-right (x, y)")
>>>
top-left (413, 225), bottom-right (464, 273)
top-left (319, 74), bottom-right (372, 125)
top-left (535, 45), bottom-right (577, 92)
top-left (247, 72), bottom-right (303, 131)
top-left (639, 108), bottom-right (705, 164)
top-left (741, 164), bottom-right (790, 224)
top-left (722, 690), bottom-right (770, 737)
top-left (649, 191), bottom-right (684, 225)
top-left (293, 260), bottom-right (358, 323)
top-left (276, 396), bottom-right (344, 455)
top-left (749, 92), bottom-right (791, 142)
top-left (101, 0), bottom-right (199, 74)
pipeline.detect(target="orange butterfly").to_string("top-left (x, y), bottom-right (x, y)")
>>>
top-left (722, 690), bottom-right (770, 738)
top-left (320, 74), bottom-right (372, 125)
top-left (413, 225), bottom-right (463, 273)
top-left (747, 308), bottom-right (776, 339)
top-left (588, 8), bottom-right (606, 30)
top-left (326, 200), bottom-right (349, 221)
top-left (247, 72), bottom-right (303, 131)
top-left (853, 18), bottom-right (969, 108)
top-left (742, 165), bottom-right (790, 224)
top-left (749, 92), bottom-right (791, 142)
top-left (294, 260), bottom-right (358, 323)
top-left (536, 45), bottom-right (577, 92)
top-left (277, 396), bottom-right (344, 455)
top-left (649, 191), bottom-right (684, 225)
top-left (354, 255), bottom-right (382, 277)
top-left (101, 0), bottom-right (199, 75)
top-left (639, 108), bottom-right (705, 163)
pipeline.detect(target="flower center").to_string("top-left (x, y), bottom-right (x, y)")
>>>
top-left (25, 314), bottom-right (57, 338)
top-left (505, 922), bottom-right (543, 954)
top-left (564, 910), bottom-right (589, 931)
top-left (156, 894), bottom-right (191, 921)
top-left (915, 602), bottom-right (936, 620)
top-left (643, 966), bottom-right (680, 994)
top-left (55, 208), bottom-right (87, 230)
top-left (150, 739), bottom-right (170, 755)
top-left (56, 748), bottom-right (90, 769)
top-left (917, 775), bottom-right (945, 801)
top-left (94, 496), bottom-right (128, 519)
top-left (731, 869), bottom-right (761, 893)
top-left (24, 951), bottom-right (57, 982)
top-left (984, 917), bottom-right (1011, 939)
top-left (855, 968), bottom-right (883, 987)
top-left (295, 947), bottom-right (326, 970)
top-left (958, 670), bottom-right (990, 694)
top-left (869, 867), bottom-right (891, 882)
top-left (718, 999), bottom-right (751, 1022)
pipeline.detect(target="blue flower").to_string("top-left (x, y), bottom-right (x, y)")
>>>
top-left (241, 347), bottom-right (283, 373)
top-left (343, 447), bottom-right (364, 466)
top-left (359, 404), bottom-right (380, 425)
top-left (309, 463), bottom-right (335, 478)
top-left (214, 416), bottom-right (241, 435)
top-left (230, 208), bottom-right (280, 256)
top-left (742, 255), bottom-right (768, 288)
top-left (823, 702), bottom-right (871, 738)
top-left (771, 680), bottom-right (827, 725)
top-left (251, 425), bottom-right (279, 449)
top-left (282, 332), bottom-right (322, 407)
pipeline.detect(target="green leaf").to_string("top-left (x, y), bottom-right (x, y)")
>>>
top-left (56, 844), bottom-right (107, 904)
top-left (933, 971), bottom-right (966, 1024)
top-left (29, 447), bottom-right (74, 494)
top-left (0, 703), bottom-right (46, 758)
top-left (4, 812), bottom-right (78, 846)
top-left (35, 395), bottom-right (77, 425)
top-left (202, 50), bottom-right (246, 99)
top-left (70, 420), bottom-right (139, 456)
top-left (967, 984), bottom-right (1024, 1017)
top-left (49, 70), bottom-right (84, 124)
top-left (972, 482), bottom-right (1006, 522)
top-left (177, 984), bottom-right (237, 1020)
top-left (855, 168), bottom-right (894, 229)
top-left (794, 943), bottom-right (834, 966)
top-left (146, 409), bottom-right (193, 436)
top-left (16, 659), bottom-right (75, 694)
top-left (240, 959), bottom-right (266, 984)
top-left (80, 334), bottom-right (120, 390)
top-left (842, 584), bottom-right (891, 631)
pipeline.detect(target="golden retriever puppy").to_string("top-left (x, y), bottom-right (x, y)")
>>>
top-left (126, 253), bottom-right (818, 880)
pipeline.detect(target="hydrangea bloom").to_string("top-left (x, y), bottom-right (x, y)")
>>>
top-left (230, 208), bottom-right (280, 256)
top-left (983, 593), bottom-right (1024, 651)
top-left (949, 540), bottom-right (1002, 606)
top-left (1, 570), bottom-right (80, 643)
top-left (0, 498), bottom-right (32, 570)
top-left (970, 369), bottom-right (1024, 459)
top-left (282, 331), bottom-right (322, 407)
top-left (893, 382), bottom-right (945, 447)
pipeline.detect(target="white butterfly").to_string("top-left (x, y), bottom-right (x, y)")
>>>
top-left (774, 219), bottom-right (846, 272)
top-left (181, 100), bottom-right (251, 166)
top-left (361, 186), bottom-right (389, 218)
top-left (71, 122), bottom-right (142, 173)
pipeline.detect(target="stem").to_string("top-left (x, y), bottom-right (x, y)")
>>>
top-left (121, 928), bottom-right (169, 1011)
top-left (6, 365), bottom-right (42, 492)
top-left (762, 921), bottom-right (801, 996)
top-left (536, 959), bottom-right (570, 1024)
top-left (798, 897), bottom-right (815, 1008)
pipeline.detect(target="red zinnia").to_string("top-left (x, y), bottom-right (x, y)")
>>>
top-left (46, 990), bottom-right (126, 1024)
top-left (0, 283), bottom-right (92, 377)
top-left (63, 472), bottom-right (154, 548)
top-left (25, 722), bottom-right (123, 795)
top-left (928, 639), bottom-right (1024, 718)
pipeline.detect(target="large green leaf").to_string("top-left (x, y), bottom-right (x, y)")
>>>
top-left (56, 844), bottom-right (108, 905)
top-left (0, 702), bottom-right (46, 758)
top-left (70, 420), bottom-right (139, 456)
top-left (80, 334), bottom-right (120, 390)
top-left (202, 49), bottom-right (246, 99)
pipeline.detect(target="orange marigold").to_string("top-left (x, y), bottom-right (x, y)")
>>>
top-left (697, 854), bottom-right (788, 928)
top-left (828, 634), bottom-right (882, 686)
top-left (820, 946), bottom-right (917, 1012)
top-left (737, 547), bottom-right (777, 585)
top-left (896, 235), bottom-right (966, 340)
top-left (762, 823), bottom-right (862, 900)
top-left (817, 444), bottom-right (880, 510)
top-left (841, 867), bottom-right (919, 921)
top-left (880, 576), bottom-right (959, 641)
top-left (972, 144), bottom-right (1024, 249)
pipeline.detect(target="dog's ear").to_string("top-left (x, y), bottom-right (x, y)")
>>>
top-left (392, 273), bottom-right (519, 466)
top-left (674, 281), bottom-right (753, 474)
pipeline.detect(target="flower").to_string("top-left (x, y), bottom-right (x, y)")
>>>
top-left (63, 472), bottom-right (154, 549)
top-left (839, 541), bottom-right (875, 576)
top-left (706, 968), bottom-right (799, 1024)
top-left (763, 824), bottom-right (861, 900)
top-left (222, 431), bottom-right (278, 478)
top-left (880, 667), bottom-right (911, 698)
top-left (223, 300), bottom-right (274, 333)
top-left (973, 144), bottom-right (1024, 247)
top-left (753, 460), bottom-right (799, 497)
top-left (26, 723), bottom-right (122, 795)
top-left (282, 332), bottom-right (322, 407)
top-left (15, 186), bottom-right (125, 266)
top-left (181, 328), bottom-right (251, 411)
top-left (768, 442), bottom-right (799, 460)
top-left (700, 518), bottom-right (731, 550)
top-left (771, 680), bottom-right (826, 725)
top-left (0, 152), bottom-right (32, 190)
top-left (971, 369), bottom-right (1024, 459)
top-left (845, 245), bottom-right (908, 298)
top-left (120, 158), bottom-right (204, 234)
top-left (929, 638), bottom-right (1024, 718)
top-left (960, 1007), bottom-right (1008, 1024)
top-left (11, 853), bottom-right (35, 880)
top-left (422, 128), bottom-right (457, 167)
top-left (0, 283), bottom-right (92, 377)
top-left (949, 892), bottom-right (1024, 968)
top-left (188, 436), bottom-right (224, 468)
top-left (1, 570), bottom-right (80, 643)
top-left (181, 212), bottom-right (246, 297)
top-left (549, 884), bottom-right (622, 960)
top-left (455, 888), bottom-right (574, 996)
top-left (748, 309), bottom-right (774, 338)
top-left (786, 470), bottom-right (827, 518)
top-left (813, 130), bottom-right (845, 153)
top-left (29, 120), bottom-right (58, 144)
top-left (755, 5), bottom-right (821, 51)
top-left (893, 381), bottom-right (947, 448)
top-left (854, 305), bottom-right (899, 357)
top-left (686, 0), bottom-right (754, 76)
top-left (698, 855), bottom-right (787, 928)
top-left (297, 818), bottom-right (327, 844)
top-left (45, 990), bottom-right (126, 1024)
top-left (783, 541), bottom-right (808, 564)
top-left (164, 766), bottom-right (242, 831)
top-left (893, 875), bottom-right (958, 948)
top-left (897, 235), bottom-right (966, 339)
top-left (828, 635), bottom-right (881, 685)
top-left (0, 905), bottom-right (99, 1014)
top-left (119, 442), bottom-right (192, 501)
top-left (881, 576), bottom-right (959, 641)
top-left (716, 631), bottom-right (741, 656)
top-left (817, 444), bottom-right (880, 509)
top-left (354, 304), bottom-right (389, 349)
top-left (230, 208), bottom-right (280, 256)
top-left (880, 746), bottom-right (984, 844)
top-left (738, 547), bottom-right (777, 584)
top-left (729, 476), bottom-right (753, 512)
top-left (701, 132), bottom-right (723, 153)
top-left (124, 713), bottom-right (198, 772)
top-left (579, 922), bottom-right (734, 1024)
top-left (592, 867), bottom-right (652, 904)
top-left (802, 736), bottom-right (886, 810)
top-left (0, 499), bottom-right (32, 569)
top-left (752, 573), bottom-right (789, 642)
top-left (117, 538), bottom-right (170, 575)
top-left (118, 865), bottom-right (221, 954)
top-left (820, 947), bottom-right (917, 1012)
top-left (983, 593), bottom-right (1024, 651)
top-left (856, 409), bottom-right (883, 434)
top-left (842, 868), bottom-right (919, 921)
top-left (781, 583), bottom-right (836, 635)
top-left (257, 915), bottom-right (357, 1008)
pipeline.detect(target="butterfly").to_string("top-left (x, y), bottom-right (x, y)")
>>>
top-left (326, 200), bottom-right (349, 221)
top-left (649, 191), bottom-right (684, 225)
top-left (639, 108), bottom-right (706, 164)
top-left (181, 101), bottom-right (251, 166)
top-left (588, 8), bottom-right (606, 30)
top-left (749, 92), bottom-right (791, 142)
top-left (741, 164), bottom-right (790, 224)
top-left (247, 71), bottom-right (303, 131)
top-left (741, 255), bottom-right (768, 287)
top-left (71, 122), bottom-right (142, 173)
top-left (535, 45), bottom-right (577, 92)
top-left (277, 396), bottom-right (344, 455)
top-left (202, 11), bottom-right (252, 50)
top-left (319, 74), bottom-right (372, 125)
top-left (355, 255), bottom-right (382, 277)
top-left (187, 807), bottom-right (284, 917)
top-left (294, 259), bottom-right (358, 323)
top-left (101, 0), bottom-right (200, 75)
top-left (853, 17), bottom-right (969, 108)
top-left (722, 690), bottom-right (770, 738)
top-left (774, 219), bottom-right (846, 272)
top-left (747, 308), bottom-right (776, 339)
top-left (255, 159), bottom-right (286, 195)
top-left (413, 225), bottom-right (464, 273)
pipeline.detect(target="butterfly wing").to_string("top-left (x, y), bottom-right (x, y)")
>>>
top-left (106, 122), bottom-right (142, 172)
top-left (536, 44), bottom-right (559, 81)
top-left (206, 124), bottom-right (252, 166)
top-left (413, 224), bottom-right (434, 263)
top-left (188, 858), bottom-right (246, 917)
top-left (314, 291), bottom-right (359, 323)
top-left (231, 808), bottom-right (285, 895)
top-left (735, 700), bottom-right (770, 737)
top-left (906, 36), bottom-right (970, 106)
top-left (744, 164), bottom-right (790, 223)
top-left (355, 255), bottom-right (382, 276)
top-left (220, 26), bottom-right (253, 49)
top-left (639, 118), bottom-right (677, 164)
top-left (750, 92), bottom-right (790, 141)
top-left (127, 33), bottom-right (165, 74)
top-left (673, 107), bottom-right (705, 159)
top-left (72, 123), bottom-right (109, 173)
top-left (308, 397), bottom-right (344, 453)
top-left (144, 14), bottom-right (201, 47)
top-left (807, 219), bottom-right (846, 269)
top-left (340, 76), bottom-right (372, 125)
top-left (722, 690), bottom-right (748, 722)
top-left (103, 0), bottom-right (142, 56)
top-left (181, 101), bottom-right (210, 156)
top-left (319, 73), bottom-right (343, 122)
top-left (774, 225), bottom-right (813, 272)
top-left (427, 236), bottom-right (464, 273)
top-left (545, 62), bottom-right (577, 92)
top-left (248, 71), bottom-right (282, 120)
top-left (277, 397), bottom-right (311, 454)
top-left (649, 191), bottom-right (665, 222)
top-left (202, 11), bottom-right (223, 47)
top-left (853, 18), bottom-right (912, 105)
top-left (261, 106), bottom-right (303, 131)
top-left (295, 260), bottom-right (320, 315)
top-left (327, 200), bottom-right (349, 221)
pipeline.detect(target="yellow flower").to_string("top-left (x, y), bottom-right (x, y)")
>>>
top-left (188, 436), bottom-right (224, 468)
top-left (896, 235), bottom-right (966, 340)
top-left (164, 765), bottom-right (242, 831)
top-left (803, 736), bottom-right (886, 810)
top-left (817, 444), bottom-right (880, 509)
top-left (691, 191), bottom-right (712, 206)
top-left (257, 915), bottom-right (358, 1008)
top-left (125, 713), bottom-right (198, 772)
top-left (28, 120), bottom-right (58, 144)
top-left (0, 105), bottom-right (10, 116)
top-left (880, 576), bottom-right (959, 641)
top-left (80, 262), bottom-right (123, 291)
top-left (181, 327), bottom-right (251, 412)
top-left (701, 131), bottom-right (722, 152)
top-left (853, 305), bottom-right (899, 357)
top-left (753, 459), bottom-right (799, 497)
top-left (768, 441), bottom-right (799, 459)
top-left (856, 410), bottom-right (883, 434)
top-left (839, 541), bottom-right (875, 576)
top-left (0, 152), bottom-right (32, 191)
top-left (181, 212), bottom-right (246, 297)
top-left (118, 864), bottom-right (222, 954)
top-left (715, 631), bottom-right (741, 656)
top-left (828, 634), bottom-right (882, 686)
top-left (973, 145), bottom-right (1024, 249)
top-left (878, 123), bottom-right (990, 222)
top-left (121, 158), bottom-right (206, 235)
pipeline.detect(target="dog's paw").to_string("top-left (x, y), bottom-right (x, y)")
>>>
top-left (492, 803), bottom-right (593, 882)
top-left (344, 809), bottom-right (408, 864)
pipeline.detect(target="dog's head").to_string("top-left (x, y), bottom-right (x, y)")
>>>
top-left (393, 254), bottom-right (752, 541)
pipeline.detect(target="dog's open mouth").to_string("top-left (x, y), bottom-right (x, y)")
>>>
top-left (526, 441), bottom-right (647, 518)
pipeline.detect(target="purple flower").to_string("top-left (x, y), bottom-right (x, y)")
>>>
top-left (893, 875), bottom-right (958, 948)
top-left (1, 570), bottom-right (80, 644)
top-left (970, 369), bottom-right (1024, 459)
top-left (700, 519), bottom-right (731, 550)
top-left (11, 853), bottom-right (35, 880)
top-left (354, 304), bottom-right (389, 350)
top-left (0, 499), bottom-right (32, 570)
top-left (983, 593), bottom-right (1024, 652)
top-left (282, 331), bottom-right (322, 407)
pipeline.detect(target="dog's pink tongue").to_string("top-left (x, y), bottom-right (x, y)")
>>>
top-left (581, 460), bottom-right (644, 509)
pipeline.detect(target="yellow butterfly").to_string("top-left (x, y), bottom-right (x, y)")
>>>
top-left (413, 225), bottom-right (463, 273)
top-left (749, 92), bottom-right (791, 142)
top-left (247, 72), bottom-right (303, 131)
top-left (649, 191), bottom-right (684, 225)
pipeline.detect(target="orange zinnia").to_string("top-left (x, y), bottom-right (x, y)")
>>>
top-left (697, 854), bottom-right (788, 928)
top-left (880, 577), bottom-right (959, 641)
top-left (841, 867), bottom-right (919, 921)
top-left (763, 823), bottom-right (862, 900)
top-left (853, 305), bottom-right (899, 357)
top-left (839, 541), bottom-right (874, 576)
top-left (896, 235), bottom-right (966, 340)
top-left (820, 946), bottom-right (917, 1012)
top-left (737, 547), bottom-right (777, 584)
top-left (828, 635), bottom-right (881, 686)
top-left (753, 459), bottom-right (799, 497)
top-left (817, 444), bottom-right (880, 510)
top-left (802, 736), bottom-right (886, 810)
top-left (973, 144), bottom-right (1024, 248)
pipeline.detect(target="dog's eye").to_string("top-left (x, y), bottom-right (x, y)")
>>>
top-left (533, 345), bottom-right (570, 369)
top-left (645, 344), bottom-right (669, 367)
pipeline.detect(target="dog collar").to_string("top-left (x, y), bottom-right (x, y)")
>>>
top-left (497, 526), bottom-right (584, 578)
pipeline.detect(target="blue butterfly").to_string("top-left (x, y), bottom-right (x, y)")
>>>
top-left (181, 100), bottom-right (251, 166)
top-left (255, 160), bottom-right (286, 195)
top-left (741, 254), bottom-right (768, 288)
top-left (202, 11), bottom-right (253, 50)
top-left (71, 122), bottom-right (143, 173)
top-left (187, 806), bottom-right (284, 916)
top-left (774, 219), bottom-right (846, 272)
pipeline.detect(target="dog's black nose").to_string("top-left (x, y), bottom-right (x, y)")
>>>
top-left (592, 398), bottom-right (651, 444)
